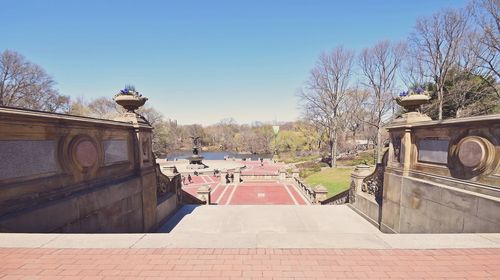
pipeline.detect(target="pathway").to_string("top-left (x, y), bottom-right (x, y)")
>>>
top-left (0, 247), bottom-right (499, 279)
top-left (1, 206), bottom-right (500, 279)
top-left (180, 177), bottom-right (308, 205)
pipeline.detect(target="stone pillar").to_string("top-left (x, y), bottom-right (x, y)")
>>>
top-left (196, 185), bottom-right (211, 205)
top-left (234, 169), bottom-right (241, 183)
top-left (279, 169), bottom-right (287, 182)
top-left (350, 164), bottom-right (373, 197)
top-left (402, 128), bottom-right (412, 176)
top-left (387, 111), bottom-right (430, 176)
top-left (113, 91), bottom-right (156, 232)
top-left (314, 185), bottom-right (328, 204)
top-left (292, 168), bottom-right (299, 179)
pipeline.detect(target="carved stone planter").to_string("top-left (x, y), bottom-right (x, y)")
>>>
top-left (396, 94), bottom-right (430, 112)
top-left (114, 94), bottom-right (148, 112)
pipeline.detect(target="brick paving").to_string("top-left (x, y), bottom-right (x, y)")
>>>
top-left (181, 178), bottom-right (308, 205)
top-left (241, 161), bottom-right (285, 176)
top-left (229, 183), bottom-right (300, 205)
top-left (0, 248), bottom-right (499, 279)
top-left (180, 160), bottom-right (310, 206)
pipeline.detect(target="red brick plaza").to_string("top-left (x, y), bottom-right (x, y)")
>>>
top-left (182, 161), bottom-right (307, 205)
top-left (0, 248), bottom-right (499, 279)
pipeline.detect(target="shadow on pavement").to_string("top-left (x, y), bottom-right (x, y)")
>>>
top-left (156, 204), bottom-right (200, 233)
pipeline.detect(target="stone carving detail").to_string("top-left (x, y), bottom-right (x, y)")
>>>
top-left (69, 136), bottom-right (100, 172)
top-left (75, 140), bottom-right (98, 168)
top-left (361, 150), bottom-right (388, 204)
top-left (451, 136), bottom-right (496, 179)
top-left (155, 163), bottom-right (181, 202)
top-left (458, 138), bottom-right (485, 168)
top-left (392, 136), bottom-right (401, 163)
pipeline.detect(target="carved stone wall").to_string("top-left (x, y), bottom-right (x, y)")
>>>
top-left (382, 114), bottom-right (500, 233)
top-left (0, 107), bottom-right (176, 233)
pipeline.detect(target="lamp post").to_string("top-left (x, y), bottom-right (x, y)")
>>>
top-left (272, 125), bottom-right (280, 157)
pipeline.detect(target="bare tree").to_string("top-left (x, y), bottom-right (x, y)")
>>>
top-left (469, 0), bottom-right (500, 97)
top-left (0, 50), bottom-right (69, 112)
top-left (88, 97), bottom-right (120, 119)
top-left (410, 8), bottom-right (470, 120)
top-left (401, 51), bottom-right (427, 90)
top-left (299, 46), bottom-right (355, 167)
top-left (69, 96), bottom-right (121, 119)
top-left (359, 40), bottom-right (405, 163)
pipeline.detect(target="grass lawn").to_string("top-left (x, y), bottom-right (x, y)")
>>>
top-left (304, 167), bottom-right (355, 197)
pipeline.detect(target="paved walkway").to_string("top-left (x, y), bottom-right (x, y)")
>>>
top-left (180, 162), bottom-right (308, 205)
top-left (1, 206), bottom-right (500, 279)
top-left (2, 206), bottom-right (499, 249)
top-left (178, 160), bottom-right (308, 205)
top-left (0, 247), bottom-right (499, 279)
top-left (184, 180), bottom-right (308, 205)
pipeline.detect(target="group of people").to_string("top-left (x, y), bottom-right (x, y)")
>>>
top-left (225, 173), bottom-right (235, 184)
top-left (181, 174), bottom-right (192, 185)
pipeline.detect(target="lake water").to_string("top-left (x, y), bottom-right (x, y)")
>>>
top-left (165, 151), bottom-right (272, 161)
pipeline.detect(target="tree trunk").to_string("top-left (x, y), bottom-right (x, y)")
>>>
top-left (330, 129), bottom-right (337, 168)
top-left (438, 86), bottom-right (444, 120)
top-left (376, 127), bottom-right (383, 164)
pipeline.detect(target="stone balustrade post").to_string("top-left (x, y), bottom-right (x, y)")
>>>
top-left (279, 169), bottom-right (287, 182)
top-left (350, 164), bottom-right (373, 199)
top-left (196, 185), bottom-right (211, 205)
top-left (314, 185), bottom-right (328, 204)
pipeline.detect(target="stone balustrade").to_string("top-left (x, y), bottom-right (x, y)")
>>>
top-left (196, 185), bottom-right (211, 205)
top-left (373, 113), bottom-right (500, 233)
top-left (0, 104), bottom-right (181, 233)
top-left (294, 178), bottom-right (318, 204)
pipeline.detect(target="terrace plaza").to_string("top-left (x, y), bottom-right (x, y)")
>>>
top-left (0, 93), bottom-right (499, 280)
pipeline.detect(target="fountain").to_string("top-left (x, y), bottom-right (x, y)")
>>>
top-left (187, 136), bottom-right (208, 169)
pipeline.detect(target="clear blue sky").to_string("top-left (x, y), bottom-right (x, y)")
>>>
top-left (1, 0), bottom-right (467, 125)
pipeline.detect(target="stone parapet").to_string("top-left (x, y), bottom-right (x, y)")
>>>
top-left (380, 113), bottom-right (500, 233)
top-left (0, 105), bottom-right (180, 233)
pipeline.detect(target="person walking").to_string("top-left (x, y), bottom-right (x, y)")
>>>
top-left (188, 174), bottom-right (192, 184)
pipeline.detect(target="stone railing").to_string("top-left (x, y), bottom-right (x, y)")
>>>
top-left (320, 189), bottom-right (350, 205)
top-left (180, 189), bottom-right (206, 205)
top-left (156, 164), bottom-right (181, 199)
top-left (380, 113), bottom-right (500, 233)
top-left (0, 99), bottom-right (181, 233)
top-left (348, 151), bottom-right (386, 227)
top-left (294, 178), bottom-right (317, 203)
top-left (241, 173), bottom-right (279, 181)
top-left (293, 178), bottom-right (331, 204)
top-left (360, 151), bottom-right (388, 205)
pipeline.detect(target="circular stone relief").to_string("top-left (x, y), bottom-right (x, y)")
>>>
top-left (458, 139), bottom-right (485, 168)
top-left (74, 140), bottom-right (98, 168)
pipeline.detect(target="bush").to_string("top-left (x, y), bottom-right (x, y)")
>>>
top-left (296, 160), bottom-right (329, 178)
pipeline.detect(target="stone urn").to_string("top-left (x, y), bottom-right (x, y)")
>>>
top-left (396, 94), bottom-right (430, 112)
top-left (114, 90), bottom-right (148, 113)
